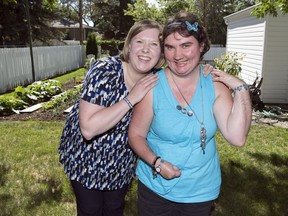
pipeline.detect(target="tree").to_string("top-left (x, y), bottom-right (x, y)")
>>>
top-left (125, 0), bottom-right (198, 24)
top-left (58, 0), bottom-right (92, 27)
top-left (161, 0), bottom-right (199, 20)
top-left (59, 0), bottom-right (134, 40)
top-left (252, 0), bottom-right (288, 18)
top-left (86, 32), bottom-right (98, 57)
top-left (0, 0), bottom-right (64, 47)
top-left (198, 0), bottom-right (255, 45)
top-left (89, 0), bottom-right (134, 39)
top-left (125, 0), bottom-right (165, 23)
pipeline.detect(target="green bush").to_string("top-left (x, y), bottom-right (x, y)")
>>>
top-left (42, 85), bottom-right (82, 110)
top-left (214, 51), bottom-right (245, 76)
top-left (0, 80), bottom-right (62, 114)
top-left (0, 95), bottom-right (28, 114)
top-left (86, 32), bottom-right (98, 58)
top-left (14, 80), bottom-right (62, 104)
top-left (99, 39), bottom-right (124, 56)
top-left (27, 79), bottom-right (62, 100)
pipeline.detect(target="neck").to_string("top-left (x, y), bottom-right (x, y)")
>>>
top-left (168, 65), bottom-right (200, 84)
top-left (168, 65), bottom-right (203, 106)
top-left (167, 65), bottom-right (200, 91)
top-left (123, 62), bottom-right (146, 90)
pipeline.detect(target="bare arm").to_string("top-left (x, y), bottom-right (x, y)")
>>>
top-left (128, 90), bottom-right (181, 179)
top-left (212, 69), bottom-right (252, 146)
top-left (79, 73), bottom-right (158, 140)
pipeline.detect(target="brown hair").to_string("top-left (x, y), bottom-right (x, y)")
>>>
top-left (163, 12), bottom-right (210, 59)
top-left (120, 19), bottom-right (165, 69)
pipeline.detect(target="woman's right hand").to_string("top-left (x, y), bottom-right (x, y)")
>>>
top-left (127, 73), bottom-right (158, 105)
top-left (158, 160), bottom-right (181, 180)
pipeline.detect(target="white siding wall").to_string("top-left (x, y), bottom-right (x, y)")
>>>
top-left (262, 15), bottom-right (288, 103)
top-left (225, 6), bottom-right (288, 104)
top-left (226, 16), bottom-right (265, 84)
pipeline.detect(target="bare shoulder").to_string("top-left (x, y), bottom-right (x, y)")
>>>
top-left (134, 89), bottom-right (153, 113)
top-left (213, 81), bottom-right (231, 99)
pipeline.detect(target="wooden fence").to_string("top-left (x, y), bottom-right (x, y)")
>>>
top-left (0, 45), bottom-right (85, 93)
top-left (0, 45), bottom-right (225, 94)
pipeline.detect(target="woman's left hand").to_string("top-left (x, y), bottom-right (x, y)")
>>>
top-left (211, 69), bottom-right (246, 90)
top-left (202, 64), bottom-right (214, 77)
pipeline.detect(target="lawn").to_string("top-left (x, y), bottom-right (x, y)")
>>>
top-left (0, 121), bottom-right (287, 216)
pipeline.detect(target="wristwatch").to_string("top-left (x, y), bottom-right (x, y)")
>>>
top-left (152, 156), bottom-right (164, 178)
top-left (155, 160), bottom-right (163, 173)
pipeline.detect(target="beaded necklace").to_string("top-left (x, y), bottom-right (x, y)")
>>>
top-left (169, 66), bottom-right (207, 154)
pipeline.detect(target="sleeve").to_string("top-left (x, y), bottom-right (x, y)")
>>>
top-left (80, 59), bottom-right (115, 107)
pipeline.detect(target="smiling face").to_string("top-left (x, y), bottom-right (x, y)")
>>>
top-left (128, 28), bottom-right (162, 74)
top-left (164, 32), bottom-right (203, 77)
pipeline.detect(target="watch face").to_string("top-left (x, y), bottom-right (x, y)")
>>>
top-left (156, 167), bottom-right (161, 173)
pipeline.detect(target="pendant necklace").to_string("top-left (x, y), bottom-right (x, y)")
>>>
top-left (169, 66), bottom-right (207, 154)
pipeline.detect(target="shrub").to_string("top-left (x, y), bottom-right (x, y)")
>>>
top-left (214, 51), bottom-right (245, 77)
top-left (0, 80), bottom-right (62, 114)
top-left (14, 80), bottom-right (62, 104)
top-left (0, 95), bottom-right (28, 115)
top-left (99, 39), bottom-right (124, 56)
top-left (86, 32), bottom-right (98, 58)
top-left (42, 85), bottom-right (82, 110)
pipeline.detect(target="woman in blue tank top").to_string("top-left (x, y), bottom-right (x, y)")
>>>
top-left (129, 12), bottom-right (252, 216)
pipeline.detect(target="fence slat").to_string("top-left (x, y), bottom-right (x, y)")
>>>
top-left (0, 45), bottom-right (85, 93)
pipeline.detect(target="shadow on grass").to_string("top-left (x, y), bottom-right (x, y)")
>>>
top-left (124, 180), bottom-right (138, 216)
top-left (213, 152), bottom-right (288, 216)
top-left (0, 162), bottom-right (9, 186)
top-left (0, 162), bottom-right (14, 215)
top-left (25, 177), bottom-right (65, 209)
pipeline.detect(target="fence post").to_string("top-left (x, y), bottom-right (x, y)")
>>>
top-left (24, 0), bottom-right (35, 82)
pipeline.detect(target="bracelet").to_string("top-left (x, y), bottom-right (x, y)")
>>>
top-left (152, 156), bottom-right (161, 167)
top-left (123, 97), bottom-right (133, 109)
top-left (233, 83), bottom-right (249, 92)
top-left (152, 156), bottom-right (162, 179)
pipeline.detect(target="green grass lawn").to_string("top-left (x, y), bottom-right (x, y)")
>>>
top-left (0, 121), bottom-right (287, 216)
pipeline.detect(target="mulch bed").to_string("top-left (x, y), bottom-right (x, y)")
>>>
top-left (0, 107), bottom-right (69, 121)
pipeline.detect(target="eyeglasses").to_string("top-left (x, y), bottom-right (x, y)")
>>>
top-left (176, 105), bottom-right (193, 117)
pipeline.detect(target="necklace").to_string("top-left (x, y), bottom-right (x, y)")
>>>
top-left (169, 67), bottom-right (207, 154)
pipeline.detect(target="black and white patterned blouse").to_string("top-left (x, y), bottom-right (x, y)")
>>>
top-left (58, 56), bottom-right (137, 190)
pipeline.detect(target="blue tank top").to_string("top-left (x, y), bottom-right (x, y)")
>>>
top-left (136, 67), bottom-right (221, 203)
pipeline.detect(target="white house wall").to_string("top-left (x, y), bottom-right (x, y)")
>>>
top-left (262, 15), bottom-right (288, 103)
top-left (225, 5), bottom-right (288, 104)
top-left (226, 16), bottom-right (265, 85)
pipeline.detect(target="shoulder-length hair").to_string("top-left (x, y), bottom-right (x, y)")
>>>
top-left (163, 12), bottom-right (210, 60)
